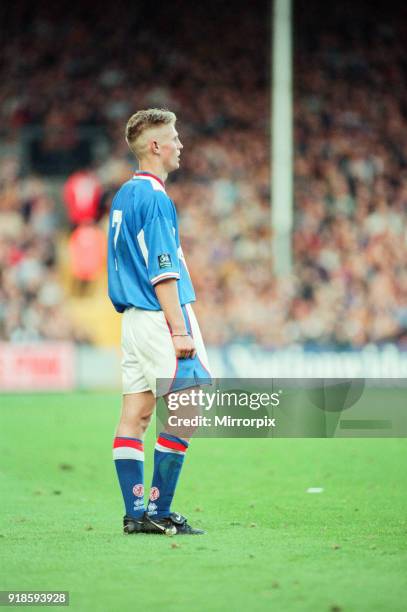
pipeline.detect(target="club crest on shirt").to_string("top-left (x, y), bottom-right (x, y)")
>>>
top-left (158, 253), bottom-right (172, 269)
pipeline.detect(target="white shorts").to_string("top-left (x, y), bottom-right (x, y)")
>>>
top-left (121, 303), bottom-right (211, 397)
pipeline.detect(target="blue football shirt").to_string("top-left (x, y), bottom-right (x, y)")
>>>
top-left (107, 172), bottom-right (196, 313)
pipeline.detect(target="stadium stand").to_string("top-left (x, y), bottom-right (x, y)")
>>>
top-left (1, 0), bottom-right (406, 348)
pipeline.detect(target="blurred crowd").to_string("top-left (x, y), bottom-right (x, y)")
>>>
top-left (0, 158), bottom-right (90, 342)
top-left (0, 0), bottom-right (406, 347)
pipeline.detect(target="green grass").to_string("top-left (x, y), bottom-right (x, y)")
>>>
top-left (1, 392), bottom-right (406, 611)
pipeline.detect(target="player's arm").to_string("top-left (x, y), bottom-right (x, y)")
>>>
top-left (142, 205), bottom-right (195, 360)
top-left (154, 279), bottom-right (196, 360)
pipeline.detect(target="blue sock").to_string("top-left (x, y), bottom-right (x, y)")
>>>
top-left (113, 436), bottom-right (144, 518)
top-left (147, 433), bottom-right (189, 518)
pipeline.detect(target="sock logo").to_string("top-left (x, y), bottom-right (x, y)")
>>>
top-left (132, 484), bottom-right (144, 497)
top-left (149, 486), bottom-right (160, 501)
top-left (147, 502), bottom-right (157, 515)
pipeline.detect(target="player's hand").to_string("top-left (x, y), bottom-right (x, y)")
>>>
top-left (172, 334), bottom-right (197, 359)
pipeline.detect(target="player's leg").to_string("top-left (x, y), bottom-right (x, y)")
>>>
top-left (114, 308), bottom-right (156, 530)
top-left (147, 386), bottom-right (200, 519)
top-left (143, 386), bottom-right (205, 534)
top-left (113, 392), bottom-right (155, 526)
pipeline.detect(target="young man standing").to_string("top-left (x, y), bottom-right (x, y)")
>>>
top-left (107, 109), bottom-right (211, 536)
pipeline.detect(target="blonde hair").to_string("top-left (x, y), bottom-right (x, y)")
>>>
top-left (125, 108), bottom-right (177, 159)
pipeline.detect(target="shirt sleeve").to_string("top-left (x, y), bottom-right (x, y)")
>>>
top-left (142, 214), bottom-right (180, 286)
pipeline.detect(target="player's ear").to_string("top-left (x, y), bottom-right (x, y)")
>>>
top-left (151, 140), bottom-right (160, 155)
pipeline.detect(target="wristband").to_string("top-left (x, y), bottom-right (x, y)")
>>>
top-left (171, 333), bottom-right (190, 337)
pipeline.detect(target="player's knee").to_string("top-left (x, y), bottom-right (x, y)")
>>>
top-left (139, 412), bottom-right (153, 432)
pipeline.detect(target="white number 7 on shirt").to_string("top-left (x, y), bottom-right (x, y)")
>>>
top-left (112, 210), bottom-right (123, 270)
top-left (112, 210), bottom-right (123, 248)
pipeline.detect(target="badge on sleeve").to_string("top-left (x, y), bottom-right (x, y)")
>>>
top-left (158, 253), bottom-right (172, 269)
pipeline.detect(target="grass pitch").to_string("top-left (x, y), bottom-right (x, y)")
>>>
top-left (1, 392), bottom-right (406, 611)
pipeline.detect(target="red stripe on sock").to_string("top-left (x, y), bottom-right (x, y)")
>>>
top-left (113, 438), bottom-right (143, 452)
top-left (157, 436), bottom-right (187, 453)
